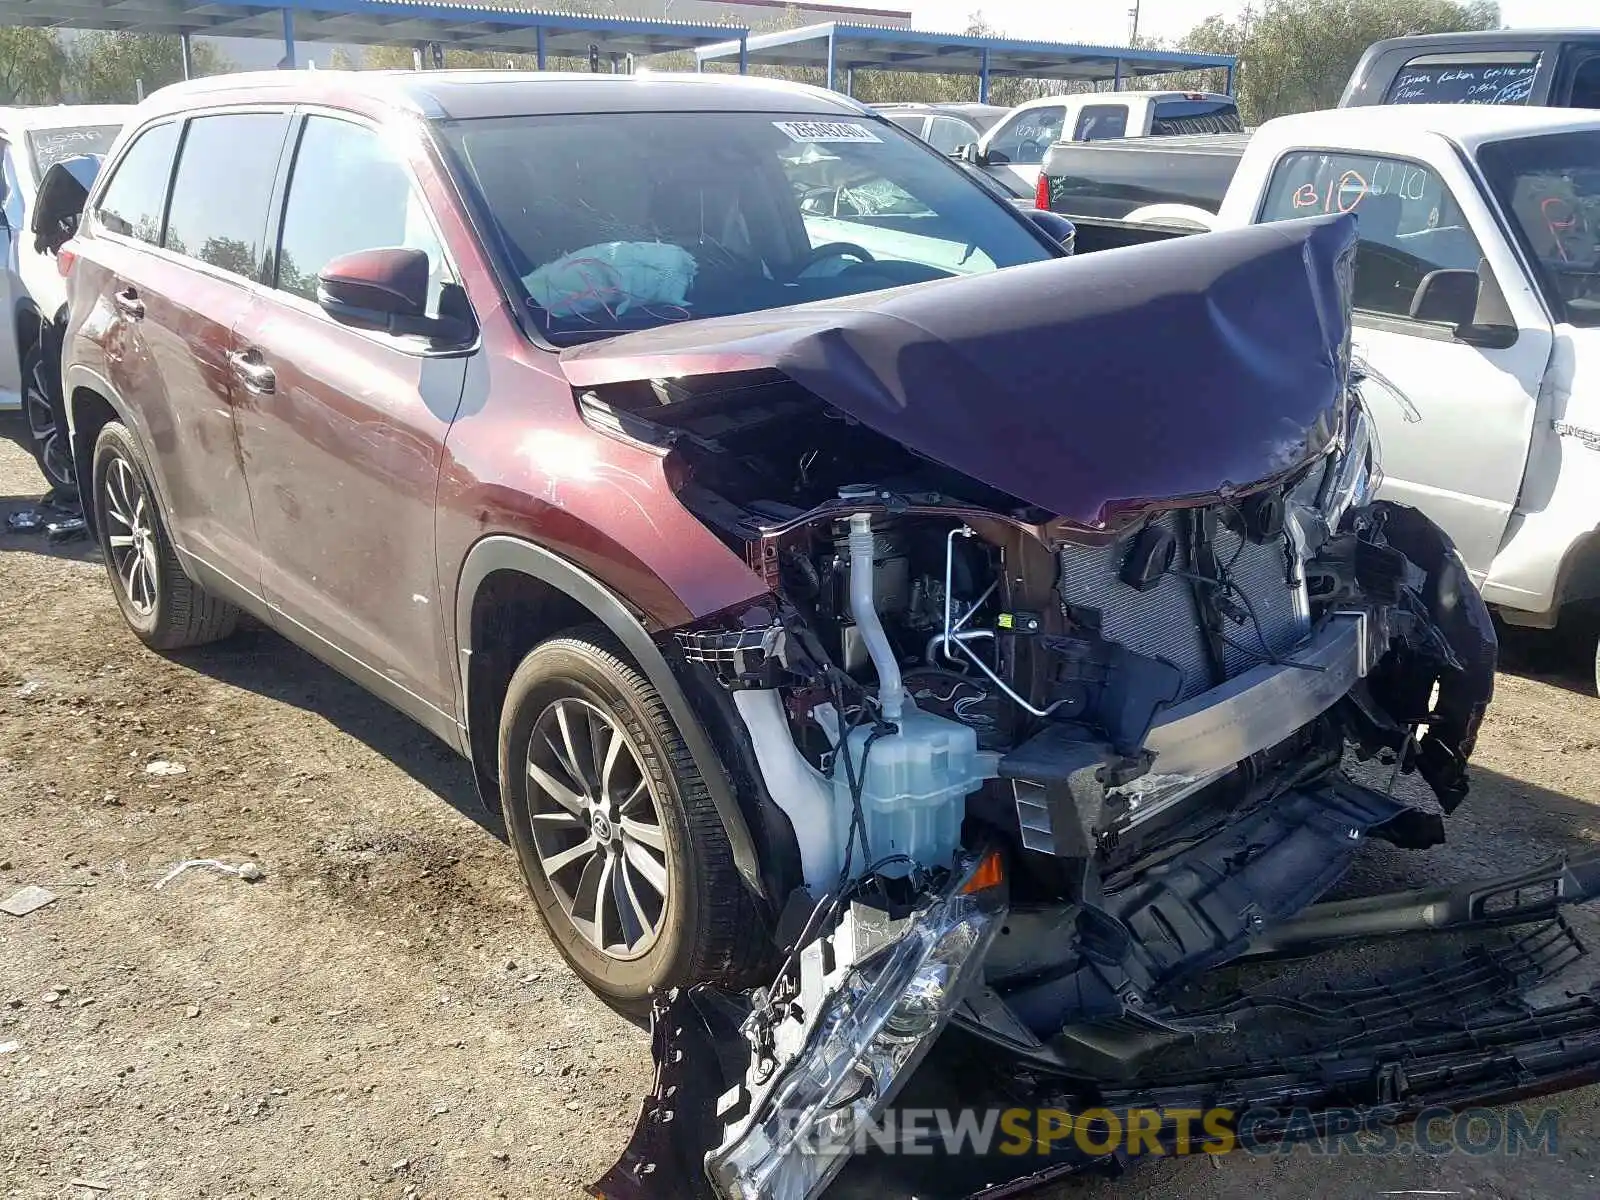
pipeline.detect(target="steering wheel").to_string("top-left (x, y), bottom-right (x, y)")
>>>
top-left (798, 242), bottom-right (877, 274)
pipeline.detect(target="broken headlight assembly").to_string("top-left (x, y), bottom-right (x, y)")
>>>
top-left (708, 853), bottom-right (1007, 1200)
top-left (1322, 394), bottom-right (1382, 533)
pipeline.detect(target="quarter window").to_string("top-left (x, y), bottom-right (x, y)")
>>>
top-left (274, 116), bottom-right (453, 317)
top-left (96, 121), bottom-right (180, 245)
top-left (1261, 150), bottom-right (1487, 321)
top-left (164, 113), bottom-right (289, 278)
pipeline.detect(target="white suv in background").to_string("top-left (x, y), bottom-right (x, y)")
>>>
top-left (1, 105), bottom-right (131, 494)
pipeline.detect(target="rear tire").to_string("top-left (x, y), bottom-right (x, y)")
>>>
top-left (22, 341), bottom-right (75, 498)
top-left (497, 627), bottom-right (767, 1005)
top-left (91, 421), bottom-right (239, 650)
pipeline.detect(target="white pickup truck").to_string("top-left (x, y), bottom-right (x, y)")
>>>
top-left (1039, 104), bottom-right (1600, 690)
top-left (960, 90), bottom-right (1242, 199)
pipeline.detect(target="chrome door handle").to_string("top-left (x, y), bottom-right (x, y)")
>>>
top-left (228, 350), bottom-right (276, 395)
top-left (113, 288), bottom-right (144, 319)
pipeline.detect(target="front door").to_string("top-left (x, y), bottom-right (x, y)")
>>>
top-left (1257, 148), bottom-right (1550, 581)
top-left (232, 113), bottom-right (470, 724)
top-left (980, 104), bottom-right (1067, 195)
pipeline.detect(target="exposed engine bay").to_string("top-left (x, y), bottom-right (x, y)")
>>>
top-left (570, 218), bottom-right (1600, 1200)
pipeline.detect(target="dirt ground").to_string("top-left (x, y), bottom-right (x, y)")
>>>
top-left (3, 428), bottom-right (1600, 1200)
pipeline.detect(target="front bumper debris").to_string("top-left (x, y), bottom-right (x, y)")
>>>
top-left (593, 852), bottom-right (1007, 1200)
top-left (593, 849), bottom-right (1600, 1200)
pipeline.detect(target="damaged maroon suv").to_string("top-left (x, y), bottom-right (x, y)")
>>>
top-left (56, 70), bottom-right (1600, 1200)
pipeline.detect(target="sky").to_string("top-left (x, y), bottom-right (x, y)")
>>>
top-left (909, 0), bottom-right (1595, 45)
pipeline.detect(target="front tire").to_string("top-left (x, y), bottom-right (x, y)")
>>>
top-left (91, 421), bottom-right (239, 650)
top-left (497, 629), bottom-right (766, 1004)
top-left (22, 341), bottom-right (75, 498)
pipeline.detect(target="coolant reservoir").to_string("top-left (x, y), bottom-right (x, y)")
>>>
top-left (830, 701), bottom-right (986, 878)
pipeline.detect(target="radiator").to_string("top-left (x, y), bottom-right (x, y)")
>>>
top-left (1057, 512), bottom-right (1309, 702)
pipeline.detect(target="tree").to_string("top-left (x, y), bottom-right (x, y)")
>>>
top-left (66, 32), bottom-right (235, 104)
top-left (1171, 0), bottom-right (1503, 124)
top-left (0, 28), bottom-right (68, 104)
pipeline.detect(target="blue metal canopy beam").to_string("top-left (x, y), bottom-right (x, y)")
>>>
top-left (0, 0), bottom-right (743, 63)
top-left (697, 21), bottom-right (1235, 91)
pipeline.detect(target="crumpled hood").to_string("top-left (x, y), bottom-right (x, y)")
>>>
top-left (561, 214), bottom-right (1357, 527)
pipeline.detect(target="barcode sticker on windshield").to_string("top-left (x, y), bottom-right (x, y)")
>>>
top-left (773, 120), bottom-right (882, 144)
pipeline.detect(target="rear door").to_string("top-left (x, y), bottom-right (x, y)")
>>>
top-left (1071, 103), bottom-right (1131, 142)
top-left (231, 112), bottom-right (470, 723)
top-left (1257, 147), bottom-right (1551, 581)
top-left (127, 111), bottom-right (290, 590)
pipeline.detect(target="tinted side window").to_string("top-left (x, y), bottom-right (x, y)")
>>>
top-left (1569, 56), bottom-right (1600, 108)
top-left (926, 116), bottom-right (979, 154)
top-left (1072, 104), bottom-right (1129, 142)
top-left (987, 106), bottom-right (1065, 164)
top-left (884, 113), bottom-right (926, 135)
top-left (1385, 52), bottom-right (1540, 104)
top-left (1261, 150), bottom-right (1486, 321)
top-left (275, 116), bottom-right (453, 317)
top-left (96, 121), bottom-right (179, 245)
top-left (164, 113), bottom-right (289, 279)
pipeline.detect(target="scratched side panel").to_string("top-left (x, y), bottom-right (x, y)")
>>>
top-left (434, 317), bottom-right (770, 650)
top-left (233, 291), bottom-right (469, 717)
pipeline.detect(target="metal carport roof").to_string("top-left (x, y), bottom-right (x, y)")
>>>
top-left (695, 21), bottom-right (1237, 101)
top-left (0, 0), bottom-right (747, 67)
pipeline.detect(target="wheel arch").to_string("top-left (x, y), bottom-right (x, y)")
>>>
top-left (454, 535), bottom-right (767, 902)
top-left (12, 297), bottom-right (43, 360)
top-left (63, 365), bottom-right (142, 535)
top-left (1556, 529), bottom-right (1600, 613)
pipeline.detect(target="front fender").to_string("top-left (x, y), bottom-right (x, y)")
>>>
top-left (454, 535), bottom-right (767, 901)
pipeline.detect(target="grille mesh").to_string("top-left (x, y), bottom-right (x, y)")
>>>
top-left (1057, 513), bottom-right (1307, 701)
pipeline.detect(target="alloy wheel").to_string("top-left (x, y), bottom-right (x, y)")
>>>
top-left (102, 456), bottom-right (159, 617)
top-left (23, 353), bottom-right (73, 492)
top-left (525, 697), bottom-right (670, 960)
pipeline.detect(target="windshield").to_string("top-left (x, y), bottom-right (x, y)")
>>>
top-left (1477, 130), bottom-right (1600, 329)
top-left (27, 125), bottom-right (121, 178)
top-left (437, 111), bottom-right (1054, 343)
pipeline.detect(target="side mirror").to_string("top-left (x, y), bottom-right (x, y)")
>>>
top-left (317, 247), bottom-right (469, 343)
top-left (1025, 209), bottom-right (1076, 254)
top-left (1409, 265), bottom-right (1517, 349)
top-left (956, 142), bottom-right (988, 167)
top-left (30, 155), bottom-right (102, 255)
top-left (1409, 268), bottom-right (1478, 325)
